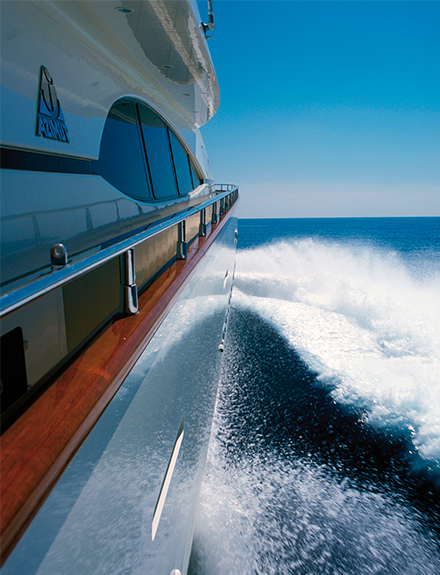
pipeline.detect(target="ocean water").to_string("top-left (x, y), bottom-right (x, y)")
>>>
top-left (189, 217), bottom-right (440, 575)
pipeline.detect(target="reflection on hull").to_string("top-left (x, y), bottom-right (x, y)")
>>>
top-left (0, 1), bottom-right (238, 573)
top-left (3, 217), bottom-right (238, 575)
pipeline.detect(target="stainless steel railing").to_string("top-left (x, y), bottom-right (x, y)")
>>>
top-left (0, 187), bottom-right (238, 318)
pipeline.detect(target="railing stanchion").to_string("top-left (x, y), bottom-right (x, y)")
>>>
top-left (119, 248), bottom-right (138, 315)
top-left (177, 220), bottom-right (188, 260)
top-left (199, 208), bottom-right (207, 237)
top-left (211, 201), bottom-right (218, 224)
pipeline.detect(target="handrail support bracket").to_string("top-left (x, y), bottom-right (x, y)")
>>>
top-left (177, 221), bottom-right (187, 260)
top-left (119, 248), bottom-right (138, 315)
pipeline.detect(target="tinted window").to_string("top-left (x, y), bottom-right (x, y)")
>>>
top-left (169, 131), bottom-right (194, 196)
top-left (190, 163), bottom-right (199, 189)
top-left (95, 102), bottom-right (151, 201)
top-left (138, 105), bottom-right (178, 200)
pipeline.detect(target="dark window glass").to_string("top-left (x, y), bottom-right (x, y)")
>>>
top-left (169, 131), bottom-right (194, 196)
top-left (95, 102), bottom-right (151, 201)
top-left (138, 105), bottom-right (178, 200)
top-left (190, 162), bottom-right (199, 188)
top-left (0, 327), bottom-right (27, 415)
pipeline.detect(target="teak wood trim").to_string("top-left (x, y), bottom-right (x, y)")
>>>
top-left (0, 204), bottom-right (237, 565)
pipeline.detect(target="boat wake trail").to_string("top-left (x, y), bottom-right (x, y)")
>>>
top-left (234, 239), bottom-right (440, 475)
top-left (189, 239), bottom-right (440, 575)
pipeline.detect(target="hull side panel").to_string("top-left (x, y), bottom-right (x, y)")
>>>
top-left (1, 212), bottom-right (238, 574)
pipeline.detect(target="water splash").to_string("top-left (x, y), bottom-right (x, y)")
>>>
top-left (190, 237), bottom-right (440, 574)
top-left (192, 452), bottom-right (440, 575)
top-left (234, 239), bottom-right (440, 466)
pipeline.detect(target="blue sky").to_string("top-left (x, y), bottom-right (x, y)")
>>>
top-left (198, 1), bottom-right (440, 217)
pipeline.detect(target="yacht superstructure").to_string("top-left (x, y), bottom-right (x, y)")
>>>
top-left (0, 2), bottom-right (238, 573)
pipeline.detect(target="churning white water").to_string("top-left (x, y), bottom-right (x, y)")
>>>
top-left (190, 238), bottom-right (440, 575)
top-left (192, 450), bottom-right (440, 574)
top-left (234, 239), bottom-right (440, 465)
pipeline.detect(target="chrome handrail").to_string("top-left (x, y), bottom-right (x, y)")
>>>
top-left (0, 187), bottom-right (238, 318)
top-left (211, 184), bottom-right (237, 192)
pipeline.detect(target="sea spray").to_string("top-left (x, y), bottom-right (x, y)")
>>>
top-left (190, 304), bottom-right (440, 575)
top-left (234, 239), bottom-right (440, 469)
top-left (190, 229), bottom-right (440, 574)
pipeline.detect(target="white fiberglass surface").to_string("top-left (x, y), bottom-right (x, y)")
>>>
top-left (1, 1), bottom-right (215, 158)
top-left (2, 218), bottom-right (237, 575)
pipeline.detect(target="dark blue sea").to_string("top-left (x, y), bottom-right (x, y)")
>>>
top-left (190, 217), bottom-right (440, 575)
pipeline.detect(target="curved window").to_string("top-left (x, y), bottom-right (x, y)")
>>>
top-left (190, 163), bottom-right (199, 189)
top-left (96, 99), bottom-right (200, 202)
top-left (138, 105), bottom-right (178, 200)
top-left (94, 102), bottom-right (152, 202)
top-left (169, 131), bottom-right (194, 196)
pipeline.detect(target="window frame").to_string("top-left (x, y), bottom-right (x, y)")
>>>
top-left (95, 98), bottom-right (203, 204)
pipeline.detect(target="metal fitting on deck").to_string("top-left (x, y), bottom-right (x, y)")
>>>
top-left (119, 248), bottom-right (138, 315)
top-left (177, 221), bottom-right (187, 260)
top-left (199, 208), bottom-right (207, 237)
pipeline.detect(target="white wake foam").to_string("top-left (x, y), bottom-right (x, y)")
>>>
top-left (233, 239), bottom-right (440, 463)
top-left (193, 394), bottom-right (440, 575)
